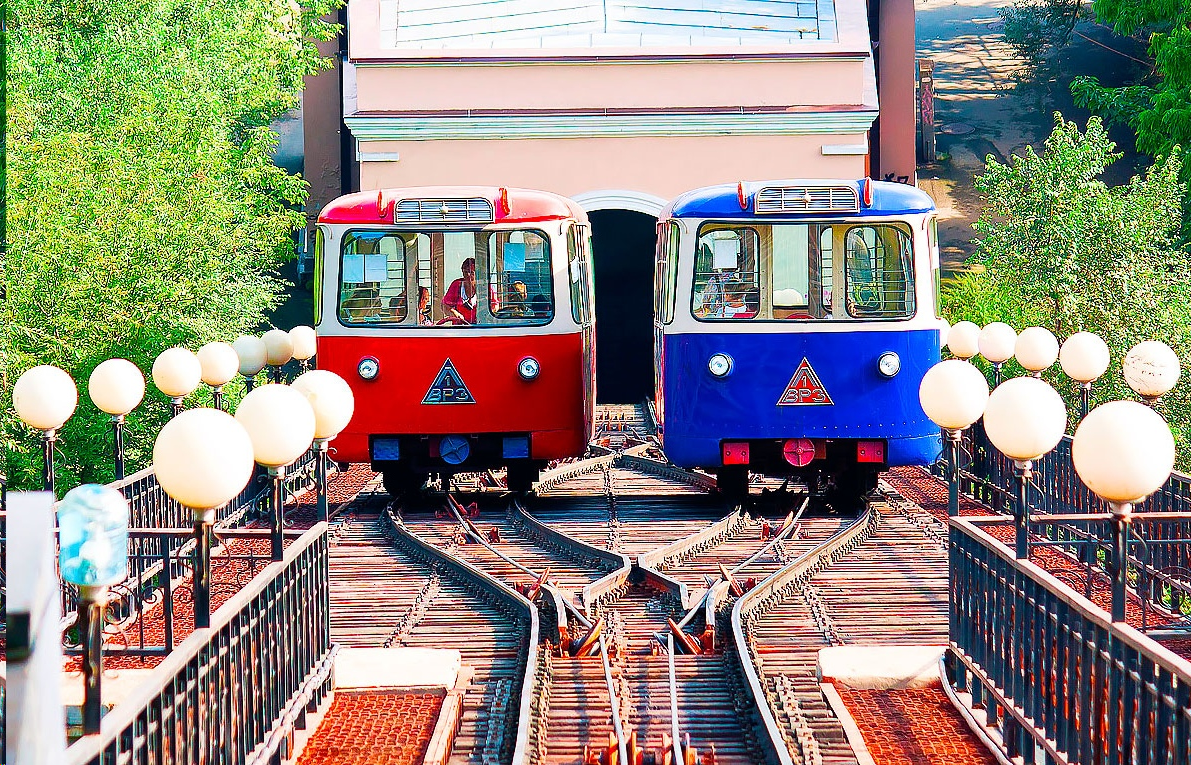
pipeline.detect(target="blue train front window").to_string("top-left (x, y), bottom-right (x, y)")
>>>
top-left (691, 222), bottom-right (915, 322)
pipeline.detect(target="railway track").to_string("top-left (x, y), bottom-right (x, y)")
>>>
top-left (328, 493), bottom-right (539, 765)
top-left (733, 489), bottom-right (950, 765)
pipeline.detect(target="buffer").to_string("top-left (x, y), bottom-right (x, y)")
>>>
top-left (777, 358), bottom-right (834, 406)
top-left (423, 359), bottom-right (475, 405)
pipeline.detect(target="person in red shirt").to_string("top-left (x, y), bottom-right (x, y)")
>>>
top-left (442, 257), bottom-right (478, 324)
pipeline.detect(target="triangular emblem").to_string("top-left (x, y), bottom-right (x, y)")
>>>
top-left (422, 359), bottom-right (475, 405)
top-left (777, 358), bottom-right (834, 406)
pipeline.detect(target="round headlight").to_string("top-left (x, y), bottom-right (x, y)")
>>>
top-left (708, 353), bottom-right (733, 378)
top-left (878, 351), bottom-right (901, 378)
top-left (518, 357), bottom-right (541, 380)
top-left (357, 357), bottom-right (380, 381)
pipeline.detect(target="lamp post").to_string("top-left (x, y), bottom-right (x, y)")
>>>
top-left (290, 326), bottom-right (317, 373)
top-left (235, 385), bottom-right (316, 559)
top-left (14, 365), bottom-right (79, 495)
top-left (152, 347), bottom-right (202, 418)
top-left (1123, 340), bottom-right (1180, 406)
top-left (1060, 332), bottom-right (1110, 421)
top-left (262, 329), bottom-right (295, 384)
top-left (88, 359), bottom-right (146, 482)
top-left (1072, 401), bottom-right (1176, 621)
top-left (197, 342), bottom-right (240, 412)
top-left (982, 377), bottom-right (1068, 558)
top-left (945, 320), bottom-right (981, 360)
top-left (153, 409), bottom-right (255, 628)
top-left (293, 370), bottom-right (356, 522)
top-left (1015, 327), bottom-right (1059, 378)
top-left (978, 322), bottom-right (1017, 387)
top-left (57, 484), bottom-right (129, 735)
top-left (919, 359), bottom-right (991, 517)
top-left (232, 335), bottom-right (268, 392)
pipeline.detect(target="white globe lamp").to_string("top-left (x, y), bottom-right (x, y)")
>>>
top-left (1123, 340), bottom-right (1180, 403)
top-left (1072, 400), bottom-right (1175, 620)
top-left (1015, 327), bottom-right (1059, 376)
top-left (945, 321), bottom-right (980, 360)
top-left (262, 329), bottom-right (295, 382)
top-left (982, 376), bottom-right (1067, 557)
top-left (978, 323), bottom-right (1017, 384)
top-left (290, 326), bottom-right (318, 370)
top-left (197, 341), bottom-right (240, 412)
top-left (293, 370), bottom-right (356, 521)
top-left (232, 335), bottom-right (269, 391)
top-left (153, 407), bottom-right (255, 628)
top-left (88, 359), bottom-right (146, 481)
top-left (1060, 332), bottom-right (1110, 420)
top-left (919, 359), bottom-right (991, 518)
top-left (14, 364), bottom-right (79, 494)
top-left (152, 348), bottom-right (202, 416)
top-left (235, 384), bottom-right (317, 559)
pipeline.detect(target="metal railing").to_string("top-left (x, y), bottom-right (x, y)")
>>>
top-left (64, 523), bottom-right (335, 765)
top-left (59, 449), bottom-right (317, 639)
top-left (949, 517), bottom-right (1191, 765)
top-left (938, 428), bottom-right (1191, 617)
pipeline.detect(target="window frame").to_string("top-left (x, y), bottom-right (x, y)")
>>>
top-left (689, 224), bottom-right (762, 322)
top-left (334, 226), bottom-right (557, 329)
top-left (842, 223), bottom-right (917, 321)
top-left (688, 219), bottom-right (919, 323)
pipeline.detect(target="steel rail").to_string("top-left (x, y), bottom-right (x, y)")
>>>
top-left (382, 506), bottom-right (541, 765)
top-left (638, 509), bottom-right (746, 609)
top-left (730, 505), bottom-right (877, 765)
top-left (667, 633), bottom-right (685, 765)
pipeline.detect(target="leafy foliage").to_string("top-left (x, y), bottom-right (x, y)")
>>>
top-left (1072, 0), bottom-right (1191, 159)
top-left (3, 0), bottom-right (340, 492)
top-left (1000, 0), bottom-right (1087, 75)
top-left (943, 114), bottom-right (1191, 456)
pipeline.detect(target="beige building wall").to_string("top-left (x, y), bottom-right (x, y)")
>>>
top-left (356, 134), bottom-right (868, 204)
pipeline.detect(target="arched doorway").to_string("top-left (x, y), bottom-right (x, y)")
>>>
top-left (588, 209), bottom-right (658, 404)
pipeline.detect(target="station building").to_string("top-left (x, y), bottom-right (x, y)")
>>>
top-left (304, 0), bottom-right (919, 402)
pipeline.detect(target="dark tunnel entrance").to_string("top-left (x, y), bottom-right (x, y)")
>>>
top-left (589, 209), bottom-right (658, 404)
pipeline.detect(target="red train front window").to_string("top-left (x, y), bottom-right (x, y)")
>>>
top-left (337, 228), bottom-right (555, 328)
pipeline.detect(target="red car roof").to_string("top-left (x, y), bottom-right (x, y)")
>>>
top-left (318, 186), bottom-right (589, 225)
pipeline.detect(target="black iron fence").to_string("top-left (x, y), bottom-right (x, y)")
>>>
top-left (949, 517), bottom-right (1191, 765)
top-left (64, 523), bottom-right (335, 765)
top-left (59, 449), bottom-right (317, 640)
top-left (939, 428), bottom-right (1191, 618)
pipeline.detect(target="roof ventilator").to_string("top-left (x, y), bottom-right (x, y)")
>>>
top-left (754, 185), bottom-right (860, 215)
top-left (395, 198), bottom-right (495, 224)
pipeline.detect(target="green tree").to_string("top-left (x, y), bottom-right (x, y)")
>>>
top-left (1000, 0), bottom-right (1087, 77)
top-left (944, 114), bottom-right (1191, 454)
top-left (1072, 0), bottom-right (1191, 159)
top-left (3, 0), bottom-right (340, 492)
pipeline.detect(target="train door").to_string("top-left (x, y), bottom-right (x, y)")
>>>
top-left (569, 224), bottom-right (597, 440)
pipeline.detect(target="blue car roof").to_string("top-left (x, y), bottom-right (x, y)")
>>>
top-left (663, 179), bottom-right (935, 219)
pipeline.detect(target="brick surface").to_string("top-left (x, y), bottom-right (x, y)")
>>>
top-left (838, 683), bottom-right (998, 765)
top-left (295, 690), bottom-right (443, 765)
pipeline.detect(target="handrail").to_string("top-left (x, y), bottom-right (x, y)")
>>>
top-left (730, 507), bottom-right (875, 765)
top-left (383, 509), bottom-right (540, 765)
top-left (66, 522), bottom-right (333, 765)
top-left (949, 516), bottom-right (1191, 765)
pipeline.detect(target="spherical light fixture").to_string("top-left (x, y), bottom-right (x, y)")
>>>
top-left (1123, 340), bottom-right (1180, 402)
top-left (14, 365), bottom-right (79, 431)
top-left (153, 407), bottom-right (255, 628)
top-left (1059, 332), bottom-right (1110, 384)
top-left (232, 335), bottom-right (268, 377)
top-left (153, 408), bottom-right (256, 512)
top-left (978, 322), bottom-right (1017, 365)
top-left (263, 328), bottom-right (295, 367)
top-left (982, 376), bottom-right (1067, 462)
top-left (290, 326), bottom-right (318, 368)
top-left (1072, 401), bottom-right (1175, 505)
top-left (152, 347), bottom-right (202, 416)
top-left (292, 370), bottom-right (356, 442)
top-left (945, 321), bottom-right (980, 360)
top-left (1014, 327), bottom-right (1059, 375)
top-left (197, 342), bottom-right (240, 388)
top-left (88, 359), bottom-right (145, 417)
top-left (293, 370), bottom-right (357, 523)
top-left (918, 359), bottom-right (990, 431)
top-left (235, 384), bottom-right (316, 469)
